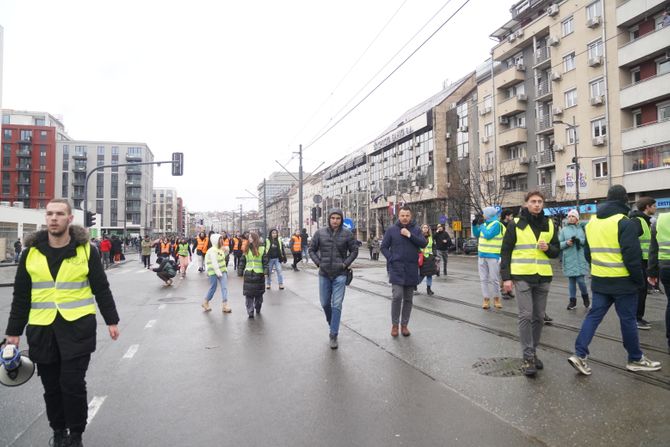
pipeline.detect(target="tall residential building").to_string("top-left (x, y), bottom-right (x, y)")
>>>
top-left (55, 141), bottom-right (154, 235)
top-left (152, 187), bottom-right (178, 235)
top-left (258, 171), bottom-right (298, 212)
top-left (1, 25), bottom-right (4, 113)
top-left (1, 110), bottom-right (71, 208)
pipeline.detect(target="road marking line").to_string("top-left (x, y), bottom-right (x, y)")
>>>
top-left (145, 319), bottom-right (156, 328)
top-left (87, 396), bottom-right (107, 425)
top-left (158, 304), bottom-right (166, 310)
top-left (123, 344), bottom-right (140, 359)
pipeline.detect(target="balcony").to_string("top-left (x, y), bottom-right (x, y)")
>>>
top-left (126, 154), bottom-right (142, 162)
top-left (495, 65), bottom-right (526, 89)
top-left (538, 150), bottom-right (556, 167)
top-left (620, 71), bottom-right (670, 109)
top-left (539, 183), bottom-right (555, 200)
top-left (537, 114), bottom-right (554, 134)
top-left (622, 119), bottom-right (670, 151)
top-left (17, 163), bottom-right (32, 171)
top-left (498, 127), bottom-right (527, 147)
top-left (17, 149), bottom-right (32, 158)
top-left (617, 0), bottom-right (666, 27)
top-left (501, 190), bottom-right (526, 207)
top-left (18, 135), bottom-right (32, 143)
top-left (72, 179), bottom-right (85, 187)
top-left (619, 26), bottom-right (670, 67)
top-left (17, 177), bottom-right (31, 186)
top-left (72, 165), bottom-right (87, 172)
top-left (73, 153), bottom-right (87, 160)
top-left (500, 157), bottom-right (530, 175)
top-left (533, 47), bottom-right (551, 69)
top-left (535, 79), bottom-right (552, 102)
top-left (17, 191), bottom-right (31, 199)
top-left (126, 165), bottom-right (142, 174)
top-left (498, 95), bottom-right (527, 117)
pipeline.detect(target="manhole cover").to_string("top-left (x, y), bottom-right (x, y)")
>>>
top-left (158, 297), bottom-right (187, 302)
top-left (472, 357), bottom-right (525, 377)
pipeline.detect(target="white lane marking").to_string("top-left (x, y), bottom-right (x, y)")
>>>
top-left (122, 344), bottom-right (140, 359)
top-left (87, 396), bottom-right (107, 425)
top-left (158, 304), bottom-right (166, 310)
top-left (136, 269), bottom-right (147, 274)
top-left (145, 319), bottom-right (156, 328)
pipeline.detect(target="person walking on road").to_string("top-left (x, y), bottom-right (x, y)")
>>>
top-left (501, 191), bottom-right (560, 377)
top-left (202, 233), bottom-right (231, 313)
top-left (100, 236), bottom-right (112, 270)
top-left (177, 237), bottom-right (192, 278)
top-left (195, 231), bottom-right (209, 273)
top-left (3, 198), bottom-right (120, 447)
top-left (264, 229), bottom-right (286, 290)
top-left (646, 212), bottom-right (670, 354)
top-left (568, 185), bottom-right (662, 376)
top-left (381, 206), bottom-right (427, 338)
top-left (559, 209), bottom-right (590, 310)
top-left (290, 230), bottom-right (302, 271)
top-left (474, 207), bottom-right (505, 310)
top-left (140, 235), bottom-right (153, 269)
top-left (371, 236), bottom-right (381, 261)
top-left (309, 208), bottom-right (359, 349)
top-left (629, 197), bottom-right (656, 330)
top-left (418, 224), bottom-right (438, 296)
top-left (14, 238), bottom-right (22, 263)
top-left (239, 232), bottom-right (268, 318)
top-left (434, 225), bottom-right (452, 276)
top-left (300, 228), bottom-right (309, 264)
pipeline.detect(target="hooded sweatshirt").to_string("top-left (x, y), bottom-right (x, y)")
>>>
top-left (205, 234), bottom-right (228, 276)
top-left (308, 208), bottom-right (359, 278)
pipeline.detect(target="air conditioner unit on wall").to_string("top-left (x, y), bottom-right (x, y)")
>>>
top-left (587, 56), bottom-right (603, 67)
top-left (548, 36), bottom-right (560, 46)
top-left (445, 132), bottom-right (451, 139)
top-left (479, 106), bottom-right (491, 116)
top-left (520, 156), bottom-right (529, 165)
top-left (556, 178), bottom-right (565, 187)
top-left (552, 106), bottom-right (563, 115)
top-left (517, 93), bottom-right (528, 101)
top-left (547, 4), bottom-right (559, 17)
top-left (481, 135), bottom-right (490, 144)
top-left (552, 144), bottom-right (564, 152)
top-left (508, 33), bottom-right (517, 43)
top-left (499, 116), bottom-right (509, 124)
top-left (586, 16), bottom-right (601, 28)
top-left (515, 30), bottom-right (524, 38)
top-left (590, 95), bottom-right (605, 105)
top-left (515, 63), bottom-right (526, 71)
top-left (593, 136), bottom-right (606, 146)
top-left (458, 125), bottom-right (468, 132)
top-left (551, 71), bottom-right (562, 81)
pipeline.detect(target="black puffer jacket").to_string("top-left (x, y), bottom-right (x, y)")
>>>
top-left (308, 209), bottom-right (359, 279)
top-left (239, 247), bottom-right (269, 297)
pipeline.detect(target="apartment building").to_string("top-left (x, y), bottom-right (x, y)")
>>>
top-left (152, 187), bottom-right (178, 235)
top-left (1, 110), bottom-right (70, 208)
top-left (266, 192), bottom-right (290, 237)
top-left (288, 173), bottom-right (323, 235)
top-left (258, 171), bottom-right (299, 214)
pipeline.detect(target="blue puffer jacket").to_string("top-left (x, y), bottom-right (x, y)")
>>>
top-left (559, 223), bottom-right (589, 277)
top-left (381, 220), bottom-right (427, 286)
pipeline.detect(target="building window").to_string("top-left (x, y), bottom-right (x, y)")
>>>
top-left (20, 130), bottom-right (33, 141)
top-left (35, 118), bottom-right (45, 126)
top-left (630, 68), bottom-right (640, 84)
top-left (567, 126), bottom-right (578, 145)
top-left (96, 200), bottom-right (104, 214)
top-left (2, 144), bottom-right (10, 167)
top-left (40, 130), bottom-right (48, 140)
top-left (563, 52), bottom-right (576, 72)
top-left (1, 115), bottom-right (9, 125)
top-left (586, 1), bottom-right (602, 20)
top-left (508, 144), bottom-right (526, 159)
top-left (594, 159), bottom-right (608, 178)
top-left (562, 16), bottom-right (573, 36)
top-left (657, 56), bottom-right (670, 76)
top-left (564, 89), bottom-right (577, 108)
top-left (589, 78), bottom-right (604, 99)
top-left (485, 151), bottom-right (494, 166)
top-left (97, 146), bottom-right (105, 155)
top-left (111, 146), bottom-right (119, 155)
top-left (626, 144), bottom-right (670, 171)
top-left (629, 26), bottom-right (639, 41)
top-left (591, 118), bottom-right (607, 137)
top-left (659, 101), bottom-right (670, 122)
top-left (587, 39), bottom-right (603, 59)
top-left (511, 113), bottom-right (526, 129)
top-left (3, 129), bottom-right (11, 140)
top-left (632, 109), bottom-right (642, 127)
top-left (484, 123), bottom-right (493, 137)
top-left (483, 95), bottom-right (492, 110)
top-left (62, 173), bottom-right (68, 197)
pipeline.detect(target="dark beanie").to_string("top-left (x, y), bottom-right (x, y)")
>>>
top-left (606, 184), bottom-right (628, 203)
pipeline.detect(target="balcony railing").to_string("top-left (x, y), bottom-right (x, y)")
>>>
top-left (72, 153), bottom-right (87, 160)
top-left (17, 164), bottom-right (32, 171)
top-left (536, 79), bottom-right (552, 101)
top-left (534, 47), bottom-right (551, 67)
top-left (17, 149), bottom-right (32, 158)
top-left (537, 114), bottom-right (553, 133)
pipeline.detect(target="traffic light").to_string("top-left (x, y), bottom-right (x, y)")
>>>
top-left (85, 211), bottom-right (96, 227)
top-left (172, 152), bottom-right (184, 176)
top-left (311, 207), bottom-right (317, 221)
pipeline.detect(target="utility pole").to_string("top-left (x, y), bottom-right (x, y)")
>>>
top-left (239, 204), bottom-right (243, 232)
top-left (572, 114), bottom-right (580, 209)
top-left (298, 144), bottom-right (303, 233)
top-left (263, 178), bottom-right (267, 238)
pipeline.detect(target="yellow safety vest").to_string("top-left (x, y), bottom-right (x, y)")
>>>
top-left (478, 221), bottom-right (505, 255)
top-left (636, 216), bottom-right (651, 261)
top-left (26, 244), bottom-right (96, 325)
top-left (585, 214), bottom-right (629, 277)
top-left (422, 236), bottom-right (433, 257)
top-left (178, 243), bottom-right (190, 257)
top-left (655, 213), bottom-right (670, 260)
top-left (510, 218), bottom-right (554, 276)
top-left (244, 247), bottom-right (266, 273)
top-left (206, 248), bottom-right (227, 275)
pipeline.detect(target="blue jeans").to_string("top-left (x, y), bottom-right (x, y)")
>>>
top-left (420, 275), bottom-right (433, 287)
top-left (658, 268), bottom-right (670, 346)
top-left (318, 274), bottom-right (347, 336)
top-left (205, 273), bottom-right (228, 301)
top-left (568, 275), bottom-right (588, 298)
top-left (575, 291), bottom-right (642, 361)
top-left (266, 258), bottom-right (284, 286)
top-left (302, 247), bottom-right (308, 262)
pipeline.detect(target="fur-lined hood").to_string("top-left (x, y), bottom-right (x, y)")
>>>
top-left (24, 224), bottom-right (90, 248)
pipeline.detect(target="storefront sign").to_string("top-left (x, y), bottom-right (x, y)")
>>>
top-left (372, 113), bottom-right (428, 151)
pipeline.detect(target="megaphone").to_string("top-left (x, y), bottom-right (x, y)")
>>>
top-left (0, 339), bottom-right (35, 387)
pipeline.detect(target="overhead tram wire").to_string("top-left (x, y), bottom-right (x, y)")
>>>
top-left (304, 0), bottom-right (468, 151)
top-left (287, 0), bottom-right (410, 149)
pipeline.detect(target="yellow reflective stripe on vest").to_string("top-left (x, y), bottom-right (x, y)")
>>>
top-left (656, 213), bottom-right (670, 260)
top-left (478, 221), bottom-right (504, 255)
top-left (637, 217), bottom-right (651, 260)
top-left (585, 214), bottom-right (628, 277)
top-left (206, 248), bottom-right (227, 275)
top-left (27, 244), bottom-right (96, 325)
top-left (510, 219), bottom-right (554, 276)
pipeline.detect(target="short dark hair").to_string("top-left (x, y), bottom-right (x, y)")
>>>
top-left (636, 196), bottom-right (656, 212)
top-left (500, 209), bottom-right (514, 219)
top-left (47, 198), bottom-right (73, 215)
top-left (399, 206), bottom-right (412, 213)
top-left (524, 190), bottom-right (545, 202)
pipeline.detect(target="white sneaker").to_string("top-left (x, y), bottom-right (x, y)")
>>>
top-left (568, 355), bottom-right (592, 375)
top-left (626, 355), bottom-right (662, 372)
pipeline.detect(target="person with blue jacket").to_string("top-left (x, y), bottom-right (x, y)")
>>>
top-left (559, 209), bottom-right (590, 310)
top-left (473, 206), bottom-right (505, 310)
top-left (381, 206), bottom-right (427, 337)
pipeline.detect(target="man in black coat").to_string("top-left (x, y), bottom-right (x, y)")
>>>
top-left (309, 209), bottom-right (358, 349)
top-left (434, 224), bottom-right (452, 276)
top-left (4, 199), bottom-right (120, 447)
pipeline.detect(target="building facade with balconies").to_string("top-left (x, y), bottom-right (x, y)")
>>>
top-left (1, 110), bottom-right (70, 208)
top-left (152, 187), bottom-right (178, 235)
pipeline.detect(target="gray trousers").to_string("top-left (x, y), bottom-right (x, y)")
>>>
top-left (515, 280), bottom-right (550, 359)
top-left (478, 257), bottom-right (501, 298)
top-left (391, 285), bottom-right (414, 325)
top-left (246, 295), bottom-right (263, 314)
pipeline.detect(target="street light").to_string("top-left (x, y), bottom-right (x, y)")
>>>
top-left (553, 116), bottom-right (579, 208)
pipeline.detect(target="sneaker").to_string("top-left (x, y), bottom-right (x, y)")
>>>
top-left (534, 356), bottom-right (544, 370)
top-left (279, 285), bottom-right (285, 290)
top-left (391, 324), bottom-right (399, 337)
top-left (222, 303), bottom-right (232, 313)
top-left (401, 325), bottom-right (411, 337)
top-left (266, 285), bottom-right (271, 290)
top-left (201, 301), bottom-right (211, 312)
top-left (567, 299), bottom-right (577, 310)
top-left (626, 355), bottom-right (661, 372)
top-left (166, 279), bottom-right (173, 286)
top-left (636, 319), bottom-right (651, 330)
top-left (568, 355), bottom-right (592, 375)
top-left (543, 314), bottom-right (553, 324)
top-left (248, 311), bottom-right (254, 319)
top-left (521, 358), bottom-right (537, 377)
top-left (329, 334), bottom-right (338, 349)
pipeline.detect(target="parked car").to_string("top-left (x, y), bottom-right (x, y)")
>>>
top-left (463, 238), bottom-right (478, 255)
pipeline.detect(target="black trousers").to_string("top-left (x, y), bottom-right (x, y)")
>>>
top-left (637, 260), bottom-right (648, 320)
top-left (292, 252), bottom-right (302, 268)
top-left (38, 353), bottom-right (91, 434)
top-left (142, 254), bottom-right (151, 268)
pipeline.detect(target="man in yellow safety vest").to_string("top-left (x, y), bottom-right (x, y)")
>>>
top-left (4, 199), bottom-right (120, 446)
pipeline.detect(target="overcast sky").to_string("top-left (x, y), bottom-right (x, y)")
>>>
top-left (1, 0), bottom-right (514, 212)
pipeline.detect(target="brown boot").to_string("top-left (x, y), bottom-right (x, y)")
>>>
top-left (401, 325), bottom-right (411, 337)
top-left (493, 297), bottom-right (502, 309)
top-left (482, 298), bottom-right (491, 309)
top-left (391, 324), bottom-right (399, 337)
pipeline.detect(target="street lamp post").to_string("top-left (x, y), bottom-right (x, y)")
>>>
top-left (553, 116), bottom-right (579, 208)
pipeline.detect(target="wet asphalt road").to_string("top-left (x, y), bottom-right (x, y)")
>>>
top-left (1, 254), bottom-right (669, 447)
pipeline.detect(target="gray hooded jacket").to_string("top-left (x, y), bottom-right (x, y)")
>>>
top-left (308, 208), bottom-right (359, 279)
